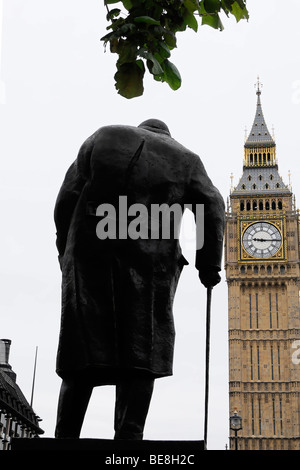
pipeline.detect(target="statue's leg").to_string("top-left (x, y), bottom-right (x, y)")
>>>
top-left (55, 377), bottom-right (93, 438)
top-left (114, 377), bottom-right (155, 440)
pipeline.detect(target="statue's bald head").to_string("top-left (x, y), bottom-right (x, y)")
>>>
top-left (138, 119), bottom-right (171, 136)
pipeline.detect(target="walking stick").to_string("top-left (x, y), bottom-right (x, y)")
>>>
top-left (204, 285), bottom-right (212, 450)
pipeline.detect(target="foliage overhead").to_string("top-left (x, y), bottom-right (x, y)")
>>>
top-left (101, 0), bottom-right (249, 99)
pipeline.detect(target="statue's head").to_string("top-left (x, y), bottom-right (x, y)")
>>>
top-left (138, 119), bottom-right (171, 136)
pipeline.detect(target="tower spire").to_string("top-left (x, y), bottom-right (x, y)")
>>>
top-left (245, 78), bottom-right (274, 148)
top-left (232, 80), bottom-right (290, 196)
top-left (255, 75), bottom-right (262, 96)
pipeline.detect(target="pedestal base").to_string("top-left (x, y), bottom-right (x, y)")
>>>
top-left (11, 438), bottom-right (205, 461)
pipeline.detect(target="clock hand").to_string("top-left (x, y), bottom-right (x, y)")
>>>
top-left (253, 237), bottom-right (281, 242)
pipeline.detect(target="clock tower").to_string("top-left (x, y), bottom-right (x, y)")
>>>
top-left (226, 80), bottom-right (300, 450)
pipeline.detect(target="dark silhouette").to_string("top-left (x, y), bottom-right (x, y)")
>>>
top-left (54, 119), bottom-right (225, 439)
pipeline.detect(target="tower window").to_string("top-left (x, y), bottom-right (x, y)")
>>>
top-left (278, 200), bottom-right (282, 210)
top-left (267, 265), bottom-right (272, 274)
top-left (246, 201), bottom-right (251, 211)
top-left (259, 175), bottom-right (263, 181)
top-left (270, 174), bottom-right (274, 180)
top-left (265, 183), bottom-right (269, 189)
top-left (276, 183), bottom-right (280, 188)
top-left (241, 266), bottom-right (245, 274)
top-left (253, 200), bottom-right (257, 210)
top-left (259, 201), bottom-right (263, 210)
top-left (240, 201), bottom-right (245, 211)
top-left (272, 200), bottom-right (276, 210)
top-left (266, 201), bottom-right (270, 210)
top-left (248, 175), bottom-right (252, 181)
top-left (252, 184), bottom-right (257, 190)
top-left (241, 184), bottom-right (246, 190)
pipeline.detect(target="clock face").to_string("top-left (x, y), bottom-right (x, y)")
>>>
top-left (242, 222), bottom-right (282, 259)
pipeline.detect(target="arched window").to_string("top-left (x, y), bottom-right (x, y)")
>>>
top-left (241, 266), bottom-right (246, 274)
top-left (254, 154), bottom-right (257, 164)
top-left (267, 153), bottom-right (271, 163)
top-left (263, 153), bottom-right (266, 163)
top-left (248, 175), bottom-right (252, 181)
top-left (253, 200), bottom-right (257, 210)
top-left (265, 183), bottom-right (269, 189)
top-left (240, 201), bottom-right (245, 211)
top-left (266, 201), bottom-right (270, 210)
top-left (254, 266), bottom-right (258, 274)
top-left (272, 200), bottom-right (276, 210)
top-left (252, 184), bottom-right (257, 190)
top-left (259, 200), bottom-right (263, 210)
top-left (241, 184), bottom-right (246, 190)
top-left (246, 201), bottom-right (251, 211)
top-left (267, 266), bottom-right (272, 274)
top-left (278, 200), bottom-right (282, 210)
top-left (280, 266), bottom-right (285, 274)
top-left (250, 154), bottom-right (253, 165)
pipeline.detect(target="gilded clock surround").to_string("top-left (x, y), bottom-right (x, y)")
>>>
top-left (239, 217), bottom-right (286, 262)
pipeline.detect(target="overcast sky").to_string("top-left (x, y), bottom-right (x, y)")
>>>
top-left (1, 0), bottom-right (300, 450)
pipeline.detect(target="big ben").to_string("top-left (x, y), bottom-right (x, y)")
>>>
top-left (226, 80), bottom-right (300, 450)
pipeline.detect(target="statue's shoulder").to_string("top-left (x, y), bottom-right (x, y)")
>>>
top-left (95, 124), bottom-right (139, 139)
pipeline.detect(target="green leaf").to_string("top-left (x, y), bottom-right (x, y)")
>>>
top-left (139, 48), bottom-right (163, 75)
top-left (163, 29), bottom-right (177, 49)
top-left (157, 41), bottom-right (171, 60)
top-left (184, 0), bottom-right (199, 14)
top-left (147, 54), bottom-right (164, 75)
top-left (106, 8), bottom-right (121, 21)
top-left (106, 0), bottom-right (121, 4)
top-left (122, 0), bottom-right (133, 9)
top-left (221, 0), bottom-right (235, 8)
top-left (157, 59), bottom-right (181, 91)
top-left (134, 16), bottom-right (161, 25)
top-left (231, 1), bottom-right (249, 21)
top-left (117, 40), bottom-right (138, 65)
top-left (202, 12), bottom-right (224, 30)
top-left (114, 61), bottom-right (145, 98)
top-left (183, 9), bottom-right (198, 32)
top-left (203, 0), bottom-right (221, 13)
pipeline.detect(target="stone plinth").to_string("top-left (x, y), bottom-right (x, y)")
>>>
top-left (11, 438), bottom-right (205, 461)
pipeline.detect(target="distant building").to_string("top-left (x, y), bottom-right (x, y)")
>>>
top-left (0, 339), bottom-right (44, 450)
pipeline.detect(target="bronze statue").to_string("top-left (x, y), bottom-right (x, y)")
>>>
top-left (54, 119), bottom-right (225, 439)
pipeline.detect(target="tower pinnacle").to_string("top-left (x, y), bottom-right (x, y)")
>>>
top-left (255, 75), bottom-right (262, 96)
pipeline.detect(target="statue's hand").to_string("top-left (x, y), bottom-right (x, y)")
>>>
top-left (198, 269), bottom-right (221, 288)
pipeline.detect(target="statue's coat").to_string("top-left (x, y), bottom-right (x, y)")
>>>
top-left (54, 122), bottom-right (225, 383)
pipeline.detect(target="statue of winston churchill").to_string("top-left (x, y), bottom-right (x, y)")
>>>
top-left (54, 119), bottom-right (225, 440)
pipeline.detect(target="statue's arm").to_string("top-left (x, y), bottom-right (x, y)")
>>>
top-left (187, 156), bottom-right (225, 286)
top-left (54, 135), bottom-right (95, 259)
